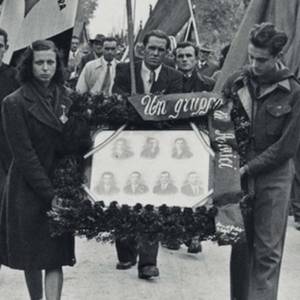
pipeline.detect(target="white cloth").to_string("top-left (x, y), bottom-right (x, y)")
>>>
top-left (140, 61), bottom-right (162, 94)
top-left (76, 56), bottom-right (118, 95)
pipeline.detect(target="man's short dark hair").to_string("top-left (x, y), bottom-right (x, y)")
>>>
top-left (249, 22), bottom-right (288, 56)
top-left (72, 35), bottom-right (79, 40)
top-left (0, 28), bottom-right (8, 45)
top-left (142, 30), bottom-right (170, 49)
top-left (17, 39), bottom-right (66, 84)
top-left (103, 37), bottom-right (117, 44)
top-left (175, 42), bottom-right (199, 57)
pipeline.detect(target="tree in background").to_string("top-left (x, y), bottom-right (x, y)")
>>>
top-left (75, 0), bottom-right (98, 25)
top-left (192, 0), bottom-right (248, 49)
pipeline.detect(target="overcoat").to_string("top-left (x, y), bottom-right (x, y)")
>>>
top-left (0, 82), bottom-right (84, 270)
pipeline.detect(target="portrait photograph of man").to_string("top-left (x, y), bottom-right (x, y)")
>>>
top-left (181, 172), bottom-right (204, 197)
top-left (153, 171), bottom-right (178, 195)
top-left (140, 137), bottom-right (160, 159)
top-left (95, 172), bottom-right (120, 195)
top-left (111, 138), bottom-right (134, 160)
top-left (171, 137), bottom-right (193, 159)
top-left (123, 171), bottom-right (149, 195)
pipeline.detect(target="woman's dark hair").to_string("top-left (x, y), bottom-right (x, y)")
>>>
top-left (249, 22), bottom-right (288, 56)
top-left (17, 39), bottom-right (66, 84)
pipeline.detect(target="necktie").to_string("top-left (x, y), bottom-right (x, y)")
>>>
top-left (148, 70), bottom-right (155, 85)
top-left (102, 62), bottom-right (112, 96)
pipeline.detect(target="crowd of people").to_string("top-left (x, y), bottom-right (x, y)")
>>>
top-left (0, 21), bottom-right (300, 300)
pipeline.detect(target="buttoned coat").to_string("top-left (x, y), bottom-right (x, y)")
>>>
top-left (0, 83), bottom-right (79, 270)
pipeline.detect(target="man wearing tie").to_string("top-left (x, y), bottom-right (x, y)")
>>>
top-left (113, 30), bottom-right (183, 95)
top-left (181, 172), bottom-right (203, 197)
top-left (112, 29), bottom-right (183, 279)
top-left (76, 37), bottom-right (118, 96)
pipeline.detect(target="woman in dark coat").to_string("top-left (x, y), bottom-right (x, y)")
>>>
top-left (0, 40), bottom-right (87, 300)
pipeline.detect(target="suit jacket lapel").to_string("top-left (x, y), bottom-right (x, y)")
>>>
top-left (23, 84), bottom-right (70, 132)
top-left (135, 62), bottom-right (145, 94)
top-left (151, 65), bottom-right (167, 94)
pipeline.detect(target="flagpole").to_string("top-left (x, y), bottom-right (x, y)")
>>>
top-left (126, 0), bottom-right (137, 95)
top-left (187, 0), bottom-right (200, 46)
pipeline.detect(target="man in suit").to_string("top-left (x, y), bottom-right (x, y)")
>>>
top-left (77, 34), bottom-right (105, 75)
top-left (153, 171), bottom-right (178, 195)
top-left (197, 44), bottom-right (219, 78)
top-left (181, 172), bottom-right (203, 197)
top-left (172, 137), bottom-right (193, 159)
top-left (67, 35), bottom-right (82, 79)
top-left (76, 37), bottom-right (118, 95)
top-left (175, 41), bottom-right (215, 92)
top-left (112, 29), bottom-right (183, 279)
top-left (95, 172), bottom-right (120, 195)
top-left (113, 30), bottom-right (183, 95)
top-left (124, 171), bottom-right (148, 195)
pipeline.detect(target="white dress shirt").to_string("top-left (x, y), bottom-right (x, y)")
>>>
top-left (140, 61), bottom-right (162, 93)
top-left (76, 56), bottom-right (118, 95)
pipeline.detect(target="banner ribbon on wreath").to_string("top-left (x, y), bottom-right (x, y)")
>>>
top-left (128, 91), bottom-right (245, 244)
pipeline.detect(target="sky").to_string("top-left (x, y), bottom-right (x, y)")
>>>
top-left (89, 0), bottom-right (158, 37)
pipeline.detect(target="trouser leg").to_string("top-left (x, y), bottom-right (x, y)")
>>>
top-left (249, 176), bottom-right (290, 300)
top-left (292, 156), bottom-right (300, 222)
top-left (138, 240), bottom-right (159, 269)
top-left (115, 237), bottom-right (138, 263)
top-left (230, 204), bottom-right (253, 300)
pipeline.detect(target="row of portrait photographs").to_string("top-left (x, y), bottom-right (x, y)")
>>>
top-left (111, 137), bottom-right (193, 160)
top-left (94, 171), bottom-right (204, 197)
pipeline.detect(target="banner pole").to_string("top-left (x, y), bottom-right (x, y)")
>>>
top-left (187, 0), bottom-right (200, 46)
top-left (126, 0), bottom-right (137, 95)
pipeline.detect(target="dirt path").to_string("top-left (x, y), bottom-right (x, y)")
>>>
top-left (1, 218), bottom-right (300, 300)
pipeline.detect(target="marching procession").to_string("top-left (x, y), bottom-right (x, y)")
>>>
top-left (1, 0), bottom-right (300, 299)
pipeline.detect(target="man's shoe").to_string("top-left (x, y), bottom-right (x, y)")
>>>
top-left (116, 261), bottom-right (136, 270)
top-left (295, 221), bottom-right (300, 231)
top-left (164, 241), bottom-right (181, 250)
top-left (187, 239), bottom-right (202, 254)
top-left (138, 266), bottom-right (159, 279)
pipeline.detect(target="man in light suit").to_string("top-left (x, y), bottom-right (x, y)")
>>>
top-left (76, 37), bottom-right (118, 96)
top-left (77, 34), bottom-right (105, 75)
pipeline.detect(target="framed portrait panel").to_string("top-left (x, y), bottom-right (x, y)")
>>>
top-left (88, 130), bottom-right (214, 207)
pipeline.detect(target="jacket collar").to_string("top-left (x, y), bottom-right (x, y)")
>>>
top-left (22, 82), bottom-right (72, 132)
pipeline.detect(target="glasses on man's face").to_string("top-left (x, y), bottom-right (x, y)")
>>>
top-left (93, 41), bottom-right (103, 46)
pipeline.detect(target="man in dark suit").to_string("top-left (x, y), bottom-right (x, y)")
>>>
top-left (112, 29), bottom-right (183, 279)
top-left (95, 172), bottom-right (120, 195)
top-left (153, 171), bottom-right (178, 195)
top-left (124, 171), bottom-right (148, 195)
top-left (113, 31), bottom-right (183, 96)
top-left (181, 172), bottom-right (203, 197)
top-left (175, 41), bottom-right (215, 92)
top-left (77, 34), bottom-right (105, 75)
